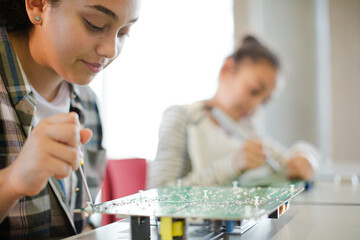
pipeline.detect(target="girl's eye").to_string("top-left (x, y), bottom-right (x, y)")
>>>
top-left (84, 19), bottom-right (104, 31)
top-left (117, 28), bottom-right (130, 38)
top-left (250, 89), bottom-right (260, 96)
top-left (118, 32), bottom-right (130, 38)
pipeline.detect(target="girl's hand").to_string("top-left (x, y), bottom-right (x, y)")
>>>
top-left (234, 140), bottom-right (266, 173)
top-left (286, 155), bottom-right (314, 180)
top-left (7, 112), bottom-right (92, 198)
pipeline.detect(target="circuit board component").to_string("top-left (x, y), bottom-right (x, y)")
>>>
top-left (78, 184), bottom-right (302, 220)
top-left (76, 184), bottom-right (303, 239)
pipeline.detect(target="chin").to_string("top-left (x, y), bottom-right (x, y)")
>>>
top-left (68, 73), bottom-right (96, 86)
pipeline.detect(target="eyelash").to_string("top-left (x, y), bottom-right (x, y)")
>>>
top-left (84, 19), bottom-right (104, 32)
top-left (84, 19), bottom-right (130, 38)
top-left (118, 32), bottom-right (130, 38)
top-left (250, 89), bottom-right (260, 96)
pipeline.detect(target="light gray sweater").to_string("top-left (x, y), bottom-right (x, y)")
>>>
top-left (147, 101), bottom-right (319, 189)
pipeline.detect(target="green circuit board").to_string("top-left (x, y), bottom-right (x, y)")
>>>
top-left (77, 184), bottom-right (303, 220)
top-left (235, 173), bottom-right (305, 188)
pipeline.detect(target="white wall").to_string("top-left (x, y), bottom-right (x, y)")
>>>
top-left (234, 0), bottom-right (320, 149)
top-left (91, 0), bottom-right (234, 160)
top-left (329, 0), bottom-right (360, 162)
top-left (233, 0), bottom-right (360, 164)
top-left (90, 0), bottom-right (360, 164)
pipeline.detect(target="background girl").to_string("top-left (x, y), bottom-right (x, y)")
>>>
top-left (147, 35), bottom-right (319, 189)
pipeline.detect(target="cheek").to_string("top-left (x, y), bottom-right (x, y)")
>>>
top-left (116, 43), bottom-right (123, 58)
top-left (63, 34), bottom-right (86, 58)
top-left (116, 38), bottom-right (127, 56)
top-left (226, 89), bottom-right (246, 108)
top-left (48, 21), bottom-right (92, 63)
top-left (231, 82), bottom-right (248, 103)
top-left (235, 94), bottom-right (249, 107)
top-left (52, 38), bottom-right (77, 63)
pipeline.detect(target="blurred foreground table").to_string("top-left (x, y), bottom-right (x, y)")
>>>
top-left (65, 162), bottom-right (360, 240)
top-left (64, 204), bottom-right (360, 240)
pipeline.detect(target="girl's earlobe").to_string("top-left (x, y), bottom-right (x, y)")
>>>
top-left (25, 0), bottom-right (46, 25)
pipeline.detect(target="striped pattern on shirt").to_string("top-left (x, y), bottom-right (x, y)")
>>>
top-left (147, 101), bottom-right (319, 189)
top-left (147, 103), bottom-right (241, 189)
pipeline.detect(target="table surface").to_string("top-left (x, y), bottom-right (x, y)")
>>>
top-left (292, 181), bottom-right (360, 205)
top-left (235, 204), bottom-right (360, 240)
top-left (65, 162), bottom-right (360, 240)
top-left (65, 203), bottom-right (360, 240)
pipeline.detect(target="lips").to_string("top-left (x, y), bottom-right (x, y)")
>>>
top-left (81, 60), bottom-right (104, 73)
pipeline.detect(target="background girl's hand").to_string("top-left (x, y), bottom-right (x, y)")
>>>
top-left (286, 155), bottom-right (314, 180)
top-left (234, 140), bottom-right (266, 173)
top-left (7, 112), bottom-right (92, 197)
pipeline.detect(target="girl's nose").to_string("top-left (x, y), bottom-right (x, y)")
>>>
top-left (95, 35), bottom-right (120, 60)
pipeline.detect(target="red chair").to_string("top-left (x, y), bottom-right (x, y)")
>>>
top-left (101, 158), bottom-right (147, 226)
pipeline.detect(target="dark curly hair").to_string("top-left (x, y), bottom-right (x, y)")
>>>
top-left (230, 35), bottom-right (280, 69)
top-left (0, 0), bottom-right (59, 33)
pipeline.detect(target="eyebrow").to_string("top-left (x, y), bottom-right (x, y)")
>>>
top-left (86, 5), bottom-right (139, 24)
top-left (87, 5), bottom-right (118, 20)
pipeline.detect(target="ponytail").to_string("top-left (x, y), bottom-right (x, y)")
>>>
top-left (230, 35), bottom-right (280, 68)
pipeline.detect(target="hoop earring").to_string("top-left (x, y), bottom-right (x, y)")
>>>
top-left (35, 16), bottom-right (40, 22)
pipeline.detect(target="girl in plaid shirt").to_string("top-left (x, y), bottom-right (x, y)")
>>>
top-left (0, 0), bottom-right (140, 239)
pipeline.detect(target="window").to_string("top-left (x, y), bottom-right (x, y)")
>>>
top-left (91, 0), bottom-right (234, 160)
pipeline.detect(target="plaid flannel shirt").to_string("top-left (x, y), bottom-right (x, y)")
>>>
top-left (0, 27), bottom-right (106, 239)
